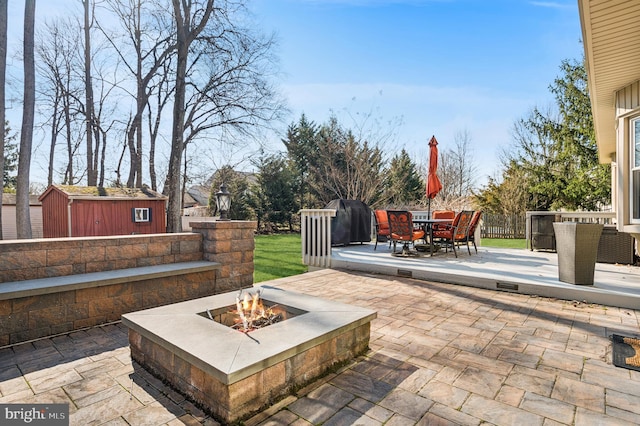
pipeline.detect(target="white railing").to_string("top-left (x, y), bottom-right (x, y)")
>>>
top-left (526, 210), bottom-right (616, 224)
top-left (557, 211), bottom-right (616, 223)
top-left (526, 211), bottom-right (618, 250)
top-left (300, 209), bottom-right (336, 268)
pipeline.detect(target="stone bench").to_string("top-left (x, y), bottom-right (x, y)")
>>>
top-left (0, 260), bottom-right (222, 346)
top-left (0, 260), bottom-right (220, 300)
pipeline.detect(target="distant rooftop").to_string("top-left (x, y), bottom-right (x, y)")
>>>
top-left (1, 193), bottom-right (41, 206)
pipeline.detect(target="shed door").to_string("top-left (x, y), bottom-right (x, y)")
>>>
top-left (72, 201), bottom-right (113, 236)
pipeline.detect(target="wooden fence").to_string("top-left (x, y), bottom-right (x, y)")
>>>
top-left (481, 213), bottom-right (527, 239)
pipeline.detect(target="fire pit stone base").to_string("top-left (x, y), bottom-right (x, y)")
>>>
top-left (123, 287), bottom-right (376, 424)
top-left (129, 322), bottom-right (370, 422)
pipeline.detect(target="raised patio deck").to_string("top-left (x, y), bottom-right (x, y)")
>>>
top-left (330, 243), bottom-right (640, 310)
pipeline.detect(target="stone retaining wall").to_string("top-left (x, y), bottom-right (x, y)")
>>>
top-left (0, 233), bottom-right (203, 283)
top-left (190, 221), bottom-right (256, 293)
top-left (0, 221), bottom-right (257, 346)
top-left (0, 268), bottom-right (216, 345)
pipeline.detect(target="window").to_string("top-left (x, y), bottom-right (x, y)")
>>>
top-left (632, 118), bottom-right (640, 222)
top-left (132, 208), bottom-right (151, 223)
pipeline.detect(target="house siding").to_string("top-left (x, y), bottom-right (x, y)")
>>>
top-left (579, 0), bottom-right (640, 241)
top-left (615, 82), bottom-right (640, 234)
top-left (616, 80), bottom-right (640, 114)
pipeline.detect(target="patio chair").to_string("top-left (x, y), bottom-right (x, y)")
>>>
top-left (432, 210), bottom-right (474, 257)
top-left (373, 209), bottom-right (391, 250)
top-left (387, 210), bottom-right (426, 254)
top-left (432, 210), bottom-right (455, 231)
top-left (466, 210), bottom-right (482, 253)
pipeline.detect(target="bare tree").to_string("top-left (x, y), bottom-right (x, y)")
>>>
top-left (16, 0), bottom-right (36, 239)
top-left (10, 0), bottom-right (284, 234)
top-left (99, 0), bottom-right (174, 188)
top-left (436, 129), bottom-right (478, 209)
top-left (181, 13), bottom-right (285, 149)
top-left (36, 5), bottom-right (126, 187)
top-left (36, 18), bottom-right (83, 185)
top-left (162, 0), bottom-right (287, 232)
top-left (146, 58), bottom-right (174, 191)
top-left (0, 0), bottom-right (6, 239)
top-left (82, 0), bottom-right (98, 185)
top-left (164, 0), bottom-right (215, 232)
top-left (91, 65), bottom-right (120, 187)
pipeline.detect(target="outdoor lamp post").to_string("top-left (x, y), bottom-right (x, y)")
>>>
top-left (215, 183), bottom-right (231, 221)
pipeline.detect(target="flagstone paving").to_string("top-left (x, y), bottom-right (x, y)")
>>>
top-left (1, 268), bottom-right (640, 425)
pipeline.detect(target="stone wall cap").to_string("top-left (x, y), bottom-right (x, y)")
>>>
top-left (190, 221), bottom-right (257, 229)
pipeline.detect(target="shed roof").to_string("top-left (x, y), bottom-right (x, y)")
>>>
top-left (38, 185), bottom-right (168, 201)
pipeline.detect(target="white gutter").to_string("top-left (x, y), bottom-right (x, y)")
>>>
top-left (67, 199), bottom-right (73, 237)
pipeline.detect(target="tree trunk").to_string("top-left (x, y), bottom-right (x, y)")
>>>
top-left (83, 0), bottom-right (96, 186)
top-left (16, 0), bottom-right (35, 239)
top-left (99, 127), bottom-right (106, 187)
top-left (0, 0), bottom-right (7, 239)
top-left (165, 23), bottom-right (187, 232)
top-left (48, 90), bottom-right (59, 186)
top-left (181, 143), bottom-right (188, 210)
top-left (148, 101), bottom-right (158, 191)
top-left (64, 90), bottom-right (73, 185)
top-left (165, 0), bottom-right (214, 232)
top-left (126, 126), bottom-right (137, 187)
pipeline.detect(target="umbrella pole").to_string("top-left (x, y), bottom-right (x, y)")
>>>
top-left (427, 198), bottom-right (431, 219)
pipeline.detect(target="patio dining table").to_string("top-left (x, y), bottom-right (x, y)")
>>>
top-left (413, 218), bottom-right (453, 256)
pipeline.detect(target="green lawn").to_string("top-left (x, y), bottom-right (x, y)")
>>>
top-left (480, 238), bottom-right (527, 249)
top-left (254, 234), bottom-right (307, 283)
top-left (253, 234), bottom-right (527, 283)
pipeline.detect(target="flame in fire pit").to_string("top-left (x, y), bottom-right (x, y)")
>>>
top-left (233, 289), bottom-right (283, 332)
top-left (199, 289), bottom-right (304, 333)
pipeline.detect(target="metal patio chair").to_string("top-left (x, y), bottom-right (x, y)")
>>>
top-left (387, 210), bottom-right (426, 255)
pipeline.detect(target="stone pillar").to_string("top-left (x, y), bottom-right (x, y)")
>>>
top-left (190, 220), bottom-right (256, 293)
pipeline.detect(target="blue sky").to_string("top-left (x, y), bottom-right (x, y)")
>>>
top-left (251, 0), bottom-right (584, 184)
top-left (6, 0), bottom-right (584, 187)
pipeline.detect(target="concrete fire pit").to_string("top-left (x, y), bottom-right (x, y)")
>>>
top-left (122, 285), bottom-right (376, 424)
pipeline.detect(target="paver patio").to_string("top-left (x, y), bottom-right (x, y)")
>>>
top-left (1, 267), bottom-right (640, 425)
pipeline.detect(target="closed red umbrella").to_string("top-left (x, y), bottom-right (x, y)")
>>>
top-left (426, 135), bottom-right (442, 217)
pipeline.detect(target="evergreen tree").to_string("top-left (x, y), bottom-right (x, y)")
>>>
top-left (307, 116), bottom-right (385, 206)
top-left (252, 153), bottom-right (297, 231)
top-left (207, 165), bottom-right (254, 220)
top-left (283, 113), bottom-right (385, 208)
top-left (3, 122), bottom-right (17, 190)
top-left (282, 114), bottom-right (319, 209)
top-left (385, 149), bottom-right (423, 207)
top-left (476, 57), bottom-right (610, 213)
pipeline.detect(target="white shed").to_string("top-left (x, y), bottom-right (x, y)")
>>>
top-left (1, 193), bottom-right (43, 240)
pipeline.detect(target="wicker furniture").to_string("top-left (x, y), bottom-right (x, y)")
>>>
top-left (597, 226), bottom-right (635, 264)
top-left (553, 222), bottom-right (603, 285)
